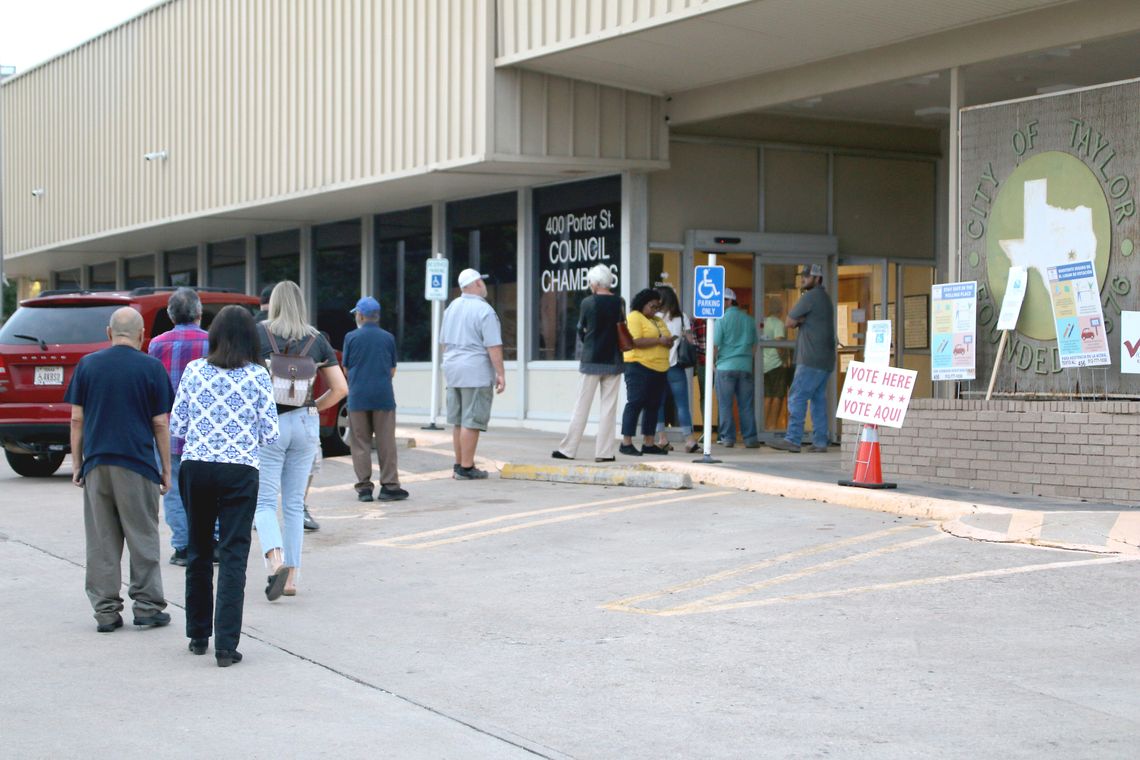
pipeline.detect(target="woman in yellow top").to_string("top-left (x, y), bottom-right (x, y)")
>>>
top-left (620, 288), bottom-right (677, 456)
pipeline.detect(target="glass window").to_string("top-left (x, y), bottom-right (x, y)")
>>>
top-left (448, 193), bottom-right (518, 360)
top-left (257, 230), bottom-right (300, 291)
top-left (208, 239), bottom-right (246, 292)
top-left (376, 207), bottom-right (432, 361)
top-left (54, 269), bottom-right (81, 291)
top-left (314, 219), bottom-right (362, 350)
top-left (126, 255), bottom-right (155, 290)
top-left (89, 262), bottom-right (117, 291)
top-left (165, 248), bottom-right (198, 287)
top-left (533, 176), bottom-right (620, 361)
top-left (0, 304), bottom-right (119, 344)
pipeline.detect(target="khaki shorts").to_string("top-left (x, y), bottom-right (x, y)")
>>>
top-left (446, 386), bottom-right (494, 431)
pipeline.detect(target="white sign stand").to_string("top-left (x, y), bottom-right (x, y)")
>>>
top-left (423, 254), bottom-right (448, 430)
top-left (986, 266), bottom-right (1027, 401)
top-left (697, 254), bottom-right (721, 464)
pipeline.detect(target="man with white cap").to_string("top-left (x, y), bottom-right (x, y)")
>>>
top-left (440, 268), bottom-right (505, 479)
top-left (771, 264), bottom-right (836, 453)
top-left (713, 287), bottom-right (760, 448)
top-left (343, 296), bottom-right (408, 502)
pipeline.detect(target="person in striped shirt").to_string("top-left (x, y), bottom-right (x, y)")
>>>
top-left (148, 288), bottom-right (210, 566)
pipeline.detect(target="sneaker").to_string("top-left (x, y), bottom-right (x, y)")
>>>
top-left (133, 611), bottom-right (172, 628)
top-left (96, 614), bottom-right (123, 633)
top-left (717, 439), bottom-right (735, 448)
top-left (357, 490), bottom-right (374, 503)
top-left (169, 548), bottom-right (188, 566)
top-left (769, 438), bottom-right (802, 453)
top-left (303, 507), bottom-right (320, 530)
top-left (551, 450), bottom-right (572, 460)
top-left (808, 445), bottom-right (829, 453)
top-left (745, 441), bottom-right (764, 449)
top-left (618, 443), bottom-right (642, 456)
top-left (378, 486), bottom-right (409, 501)
top-left (454, 466), bottom-right (489, 480)
top-left (640, 444), bottom-right (669, 455)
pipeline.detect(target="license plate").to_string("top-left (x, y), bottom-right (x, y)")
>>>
top-left (34, 366), bottom-right (64, 385)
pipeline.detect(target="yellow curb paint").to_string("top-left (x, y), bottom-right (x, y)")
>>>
top-left (1006, 510), bottom-right (1045, 541)
top-left (1107, 512), bottom-right (1140, 554)
top-left (604, 524), bottom-right (929, 610)
top-left (370, 491), bottom-right (724, 549)
top-left (652, 555), bottom-right (1140, 616)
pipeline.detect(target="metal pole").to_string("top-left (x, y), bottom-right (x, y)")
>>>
top-left (694, 253), bottom-right (722, 464)
top-left (422, 252), bottom-right (444, 430)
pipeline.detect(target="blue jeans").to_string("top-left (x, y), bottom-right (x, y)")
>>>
top-left (622, 362), bottom-right (667, 437)
top-left (715, 370), bottom-right (758, 444)
top-left (785, 365), bottom-right (832, 448)
top-left (256, 409), bottom-right (319, 569)
top-left (656, 365), bottom-right (693, 435)
top-left (164, 453), bottom-right (187, 550)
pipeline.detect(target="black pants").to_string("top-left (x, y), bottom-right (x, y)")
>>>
top-left (179, 460), bottom-right (258, 652)
top-left (622, 362), bottom-right (668, 437)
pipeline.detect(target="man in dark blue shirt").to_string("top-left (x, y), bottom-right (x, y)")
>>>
top-left (343, 297), bottom-right (408, 502)
top-left (65, 307), bottom-right (175, 632)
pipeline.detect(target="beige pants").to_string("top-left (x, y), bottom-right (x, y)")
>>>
top-left (349, 409), bottom-right (400, 491)
top-left (83, 465), bottom-right (166, 624)
top-left (556, 373), bottom-right (622, 459)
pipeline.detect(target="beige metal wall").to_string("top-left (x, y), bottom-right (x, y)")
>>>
top-left (497, 0), bottom-right (731, 63)
top-left (1, 0), bottom-right (492, 256)
top-left (493, 69), bottom-right (667, 163)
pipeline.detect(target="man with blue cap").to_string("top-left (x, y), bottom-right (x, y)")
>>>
top-left (343, 296), bottom-right (408, 502)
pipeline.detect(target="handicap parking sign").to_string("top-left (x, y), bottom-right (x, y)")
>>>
top-left (693, 265), bottom-right (726, 319)
top-left (431, 274), bottom-right (442, 288)
top-left (424, 258), bottom-right (450, 301)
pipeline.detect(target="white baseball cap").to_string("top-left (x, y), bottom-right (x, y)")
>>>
top-left (724, 287), bottom-right (737, 302)
top-left (457, 268), bottom-right (488, 288)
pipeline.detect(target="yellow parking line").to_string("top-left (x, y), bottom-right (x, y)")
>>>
top-left (603, 524), bottom-right (929, 610)
top-left (367, 491), bottom-right (725, 549)
top-left (666, 533), bottom-right (948, 614)
top-left (651, 555), bottom-right (1140, 616)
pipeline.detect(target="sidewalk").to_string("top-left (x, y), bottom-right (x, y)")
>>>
top-left (397, 420), bottom-right (1140, 556)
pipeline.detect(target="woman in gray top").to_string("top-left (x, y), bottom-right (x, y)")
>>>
top-left (552, 264), bottom-right (624, 462)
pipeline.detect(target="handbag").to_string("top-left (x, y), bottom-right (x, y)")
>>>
top-left (616, 321), bottom-right (635, 353)
top-left (674, 314), bottom-right (698, 369)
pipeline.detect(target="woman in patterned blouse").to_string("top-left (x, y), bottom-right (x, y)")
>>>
top-left (170, 305), bottom-right (279, 667)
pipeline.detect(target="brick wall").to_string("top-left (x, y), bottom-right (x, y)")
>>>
top-left (840, 400), bottom-right (1140, 506)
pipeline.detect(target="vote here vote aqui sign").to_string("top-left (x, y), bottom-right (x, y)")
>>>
top-left (837, 361), bottom-right (918, 428)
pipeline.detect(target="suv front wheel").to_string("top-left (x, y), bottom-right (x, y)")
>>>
top-left (5, 450), bottom-right (66, 478)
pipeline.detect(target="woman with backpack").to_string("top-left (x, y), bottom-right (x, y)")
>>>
top-left (653, 285), bottom-right (700, 454)
top-left (256, 281), bottom-right (347, 600)
top-left (170, 305), bottom-right (279, 666)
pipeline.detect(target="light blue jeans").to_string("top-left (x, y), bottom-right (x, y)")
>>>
top-left (256, 409), bottom-right (319, 569)
top-left (715, 370), bottom-right (758, 445)
top-left (163, 453), bottom-right (187, 550)
top-left (785, 365), bottom-right (832, 449)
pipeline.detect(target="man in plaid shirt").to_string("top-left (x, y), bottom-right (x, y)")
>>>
top-left (147, 288), bottom-right (210, 566)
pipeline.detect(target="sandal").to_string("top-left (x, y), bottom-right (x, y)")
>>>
top-left (265, 565), bottom-right (289, 601)
top-left (684, 442), bottom-right (701, 453)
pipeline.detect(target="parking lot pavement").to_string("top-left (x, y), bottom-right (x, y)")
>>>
top-left (2, 447), bottom-right (1139, 759)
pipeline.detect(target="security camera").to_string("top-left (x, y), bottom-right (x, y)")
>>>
top-left (31, 188), bottom-right (45, 198)
top-left (143, 150), bottom-right (168, 162)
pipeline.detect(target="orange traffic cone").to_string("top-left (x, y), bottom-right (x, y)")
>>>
top-left (838, 424), bottom-right (897, 489)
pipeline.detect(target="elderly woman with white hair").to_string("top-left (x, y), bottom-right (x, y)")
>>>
top-left (551, 264), bottom-right (624, 462)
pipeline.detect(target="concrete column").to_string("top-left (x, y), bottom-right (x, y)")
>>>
top-left (196, 243), bottom-right (208, 288)
top-left (947, 66), bottom-right (964, 283)
top-left (244, 235), bottom-right (256, 295)
top-left (154, 251), bottom-right (166, 287)
top-left (115, 258), bottom-right (127, 291)
top-left (622, 171), bottom-right (649, 303)
top-left (516, 188), bottom-right (531, 420)
top-left (299, 225), bottom-right (314, 322)
top-left (361, 214), bottom-right (375, 297)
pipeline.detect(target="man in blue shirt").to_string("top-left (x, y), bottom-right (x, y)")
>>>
top-left (343, 297), bottom-right (408, 502)
top-left (65, 307), bottom-right (174, 632)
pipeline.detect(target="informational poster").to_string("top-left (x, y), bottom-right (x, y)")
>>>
top-left (836, 360), bottom-right (918, 429)
top-left (996, 266), bottom-right (1028, 330)
top-left (931, 281), bottom-right (977, 381)
top-left (1046, 262), bottom-right (1110, 368)
top-left (1122, 312), bottom-right (1140, 374)
top-left (864, 320), bottom-right (892, 367)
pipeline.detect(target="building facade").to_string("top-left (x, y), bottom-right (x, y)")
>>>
top-left (3, 0), bottom-right (1139, 440)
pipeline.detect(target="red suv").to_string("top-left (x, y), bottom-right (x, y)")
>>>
top-left (0, 287), bottom-right (262, 477)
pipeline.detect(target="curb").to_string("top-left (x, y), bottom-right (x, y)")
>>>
top-left (500, 463), bottom-right (692, 490)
